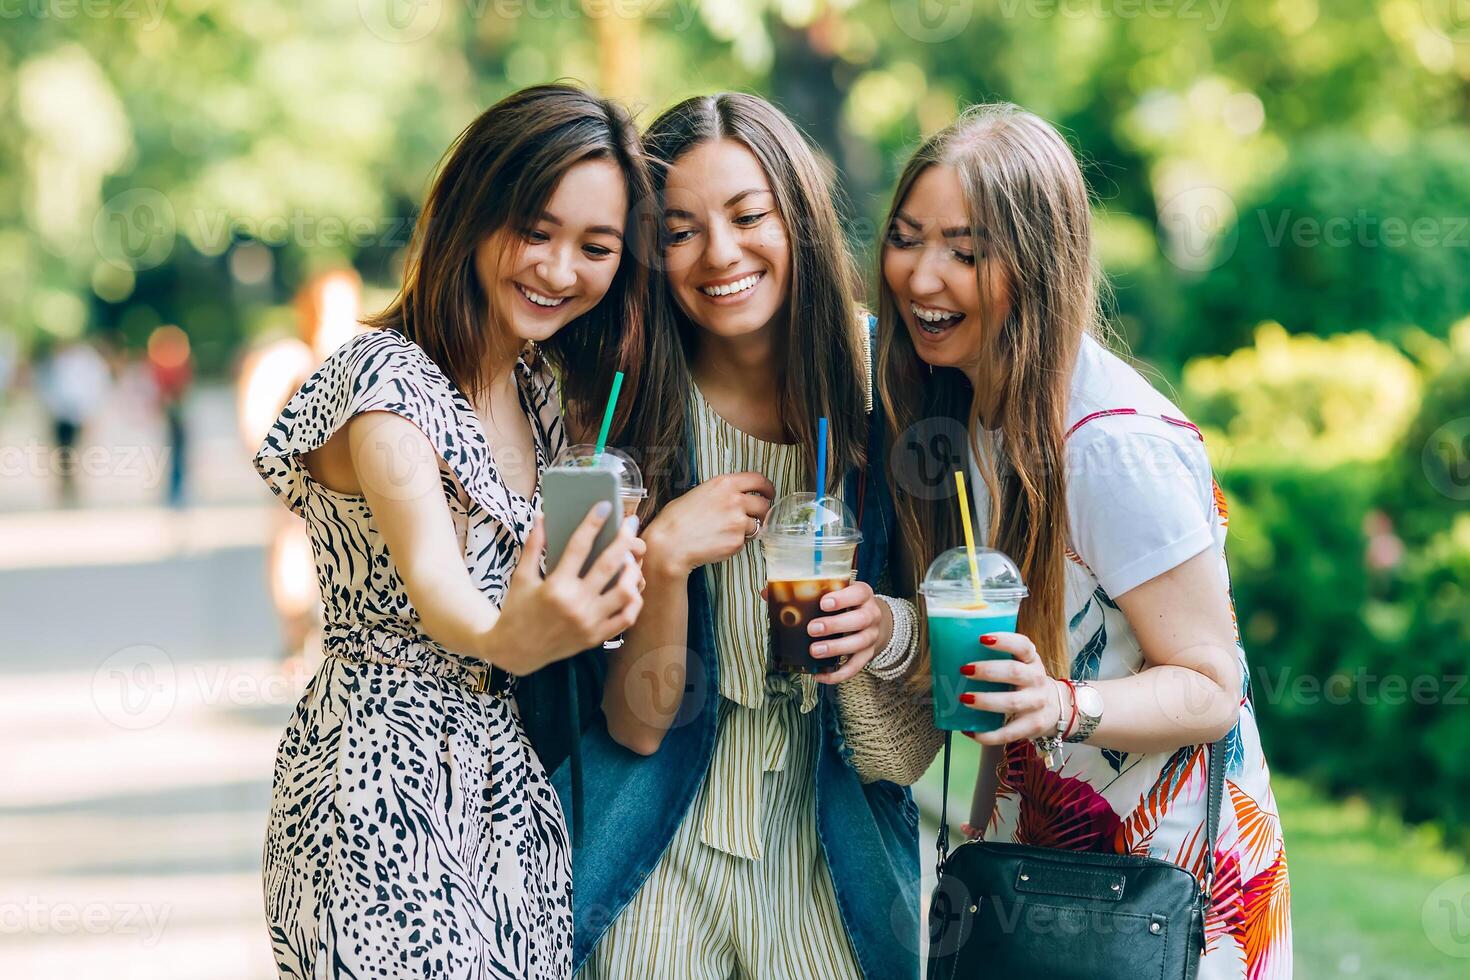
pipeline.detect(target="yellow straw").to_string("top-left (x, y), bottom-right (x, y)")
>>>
top-left (953, 470), bottom-right (985, 607)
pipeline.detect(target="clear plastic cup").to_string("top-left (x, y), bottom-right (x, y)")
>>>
top-left (920, 547), bottom-right (1028, 732)
top-left (549, 444), bottom-right (646, 649)
top-left (759, 493), bottom-right (863, 675)
top-left (550, 443), bottom-right (647, 518)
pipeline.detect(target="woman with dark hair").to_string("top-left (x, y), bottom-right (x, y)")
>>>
top-left (251, 84), bottom-right (651, 979)
top-left (879, 104), bottom-right (1291, 978)
top-left (560, 92), bottom-right (923, 980)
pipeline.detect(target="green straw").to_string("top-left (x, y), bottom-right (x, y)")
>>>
top-left (594, 371), bottom-right (624, 454)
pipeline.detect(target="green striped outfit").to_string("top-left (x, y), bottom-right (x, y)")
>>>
top-left (580, 384), bottom-right (861, 980)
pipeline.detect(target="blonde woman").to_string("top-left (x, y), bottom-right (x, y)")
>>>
top-left (878, 104), bottom-right (1292, 978)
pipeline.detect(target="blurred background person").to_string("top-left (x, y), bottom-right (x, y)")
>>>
top-left (32, 335), bottom-right (111, 507)
top-left (146, 325), bottom-right (194, 509)
top-left (235, 268), bottom-right (365, 668)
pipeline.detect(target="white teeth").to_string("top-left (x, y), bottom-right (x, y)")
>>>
top-left (911, 302), bottom-right (961, 324)
top-left (700, 273), bottom-right (762, 297)
top-left (518, 284), bottom-right (568, 308)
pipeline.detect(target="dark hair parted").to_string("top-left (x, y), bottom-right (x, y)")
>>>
top-left (613, 92), bottom-right (869, 517)
top-left (367, 83), bottom-right (653, 442)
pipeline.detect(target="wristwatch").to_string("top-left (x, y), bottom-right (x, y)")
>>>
top-left (1065, 681), bottom-right (1104, 743)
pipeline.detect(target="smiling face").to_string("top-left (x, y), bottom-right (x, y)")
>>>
top-left (475, 157), bottom-right (628, 345)
top-left (660, 139), bottom-right (791, 341)
top-left (882, 163), bottom-right (1013, 381)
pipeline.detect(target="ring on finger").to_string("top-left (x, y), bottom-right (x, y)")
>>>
top-left (745, 517), bottom-right (761, 540)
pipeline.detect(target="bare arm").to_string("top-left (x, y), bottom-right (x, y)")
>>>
top-left (962, 548), bottom-right (1242, 754)
top-left (601, 472), bottom-right (774, 756)
top-left (348, 411), bottom-right (643, 675)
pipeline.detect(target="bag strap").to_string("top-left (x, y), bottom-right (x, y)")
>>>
top-left (937, 731), bottom-right (953, 875)
top-left (936, 733), bottom-right (1227, 892)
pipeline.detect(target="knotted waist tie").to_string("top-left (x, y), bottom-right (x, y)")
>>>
top-left (698, 672), bottom-right (817, 860)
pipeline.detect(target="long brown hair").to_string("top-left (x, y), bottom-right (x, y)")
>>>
top-left (366, 83), bottom-right (652, 441)
top-left (878, 104), bottom-right (1104, 679)
top-left (613, 92), bottom-right (868, 515)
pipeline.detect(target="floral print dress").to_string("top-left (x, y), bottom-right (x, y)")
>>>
top-left (974, 335), bottom-right (1292, 979)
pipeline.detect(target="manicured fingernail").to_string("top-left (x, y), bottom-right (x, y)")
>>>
top-left (979, 635), bottom-right (997, 646)
top-left (962, 731), bottom-right (977, 738)
top-left (625, 515), bottom-right (640, 532)
top-left (960, 663), bottom-right (977, 677)
top-left (960, 693), bottom-right (978, 705)
top-left (821, 596), bottom-right (835, 611)
top-left (593, 501), bottom-right (612, 518)
top-left (809, 622), bottom-right (825, 636)
top-left (812, 644), bottom-right (827, 656)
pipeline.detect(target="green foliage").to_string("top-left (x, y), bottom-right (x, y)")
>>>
top-left (1183, 322), bottom-right (1421, 467)
top-left (1202, 336), bottom-right (1470, 849)
top-left (1191, 131), bottom-right (1470, 355)
top-left (1380, 333), bottom-right (1470, 547)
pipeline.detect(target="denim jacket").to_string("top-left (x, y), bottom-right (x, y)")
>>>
top-left (550, 383), bottom-right (921, 979)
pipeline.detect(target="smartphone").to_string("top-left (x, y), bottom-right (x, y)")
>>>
top-left (541, 467), bottom-right (622, 577)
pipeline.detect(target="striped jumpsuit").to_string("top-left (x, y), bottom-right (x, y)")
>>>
top-left (581, 383), bottom-right (862, 979)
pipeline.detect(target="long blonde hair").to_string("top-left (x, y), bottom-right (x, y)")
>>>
top-left (877, 104), bottom-right (1104, 679)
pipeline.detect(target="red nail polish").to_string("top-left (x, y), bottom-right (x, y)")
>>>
top-left (960, 664), bottom-right (977, 677)
top-left (980, 635), bottom-right (997, 646)
top-left (962, 731), bottom-right (977, 738)
top-left (960, 693), bottom-right (977, 705)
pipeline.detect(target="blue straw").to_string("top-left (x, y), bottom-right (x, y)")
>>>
top-left (814, 417), bottom-right (828, 572)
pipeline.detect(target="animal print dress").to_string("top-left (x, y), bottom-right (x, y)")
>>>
top-left (253, 327), bottom-right (573, 979)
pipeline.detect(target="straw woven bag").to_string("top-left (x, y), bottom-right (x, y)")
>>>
top-left (833, 311), bottom-right (945, 785)
top-left (835, 668), bottom-right (945, 785)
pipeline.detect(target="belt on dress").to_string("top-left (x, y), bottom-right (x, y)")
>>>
top-left (321, 622), bottom-right (514, 698)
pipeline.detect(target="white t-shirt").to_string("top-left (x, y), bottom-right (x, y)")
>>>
top-left (969, 333), bottom-right (1220, 599)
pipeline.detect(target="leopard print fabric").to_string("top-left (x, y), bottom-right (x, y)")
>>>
top-left (253, 327), bottom-right (572, 979)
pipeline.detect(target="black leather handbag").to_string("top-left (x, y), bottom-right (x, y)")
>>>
top-left (927, 734), bottom-right (1224, 980)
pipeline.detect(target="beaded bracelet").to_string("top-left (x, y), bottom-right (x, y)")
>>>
top-left (867, 595), bottom-right (920, 681)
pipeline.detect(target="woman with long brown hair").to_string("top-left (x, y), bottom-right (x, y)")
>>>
top-left (879, 104), bottom-right (1292, 978)
top-left (557, 92), bottom-right (921, 980)
top-left (251, 84), bottom-right (650, 979)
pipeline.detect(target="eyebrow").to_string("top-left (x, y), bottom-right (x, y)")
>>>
top-left (539, 211), bottom-right (624, 241)
top-left (663, 188), bottom-right (774, 220)
top-left (894, 209), bottom-right (981, 239)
